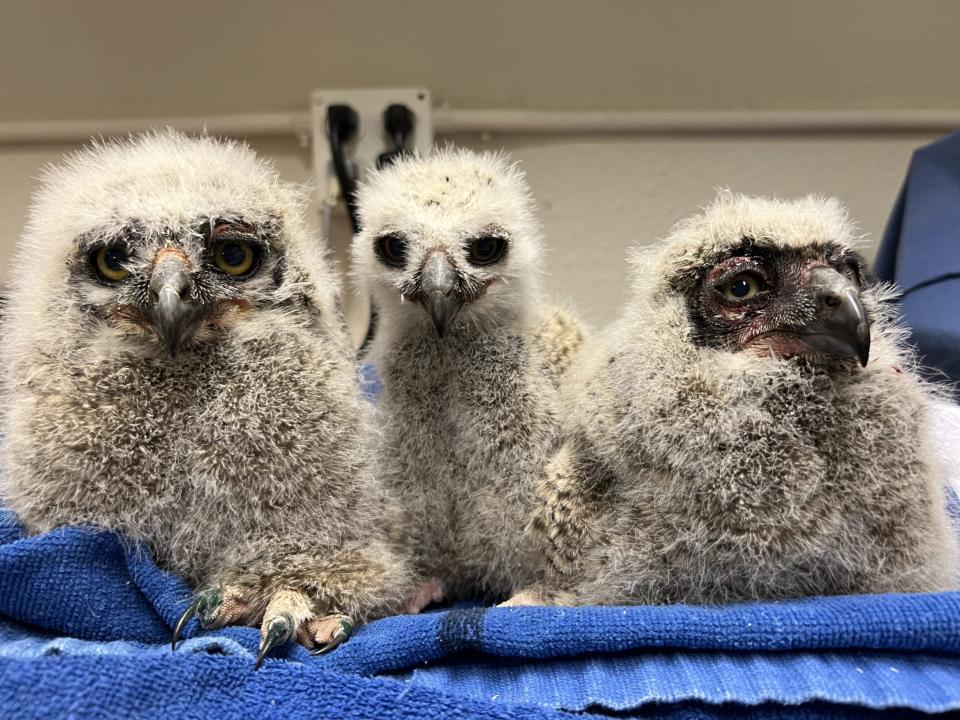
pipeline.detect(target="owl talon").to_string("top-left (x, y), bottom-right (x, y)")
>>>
top-left (254, 614), bottom-right (295, 670)
top-left (171, 595), bottom-right (203, 651)
top-left (310, 618), bottom-right (353, 655)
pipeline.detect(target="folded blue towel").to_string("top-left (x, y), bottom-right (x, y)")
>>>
top-left (2, 507), bottom-right (959, 718)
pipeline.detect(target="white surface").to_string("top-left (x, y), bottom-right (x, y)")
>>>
top-left (931, 401), bottom-right (960, 498)
top-left (310, 89), bottom-right (434, 210)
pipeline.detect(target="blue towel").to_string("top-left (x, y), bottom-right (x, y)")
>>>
top-left (2, 507), bottom-right (960, 718)
top-left (875, 129), bottom-right (960, 394)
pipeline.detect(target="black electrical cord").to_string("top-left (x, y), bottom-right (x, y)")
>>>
top-left (325, 104), bottom-right (373, 358)
top-left (326, 104), bottom-right (361, 234)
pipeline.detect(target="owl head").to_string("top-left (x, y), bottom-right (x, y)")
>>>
top-left (352, 148), bottom-right (543, 340)
top-left (5, 130), bottom-right (341, 360)
top-left (640, 192), bottom-right (872, 368)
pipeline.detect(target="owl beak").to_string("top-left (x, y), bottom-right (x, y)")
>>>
top-left (797, 266), bottom-right (871, 367)
top-left (148, 254), bottom-right (203, 356)
top-left (419, 252), bottom-right (464, 338)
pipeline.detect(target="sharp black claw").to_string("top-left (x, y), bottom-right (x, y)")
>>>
top-left (310, 618), bottom-right (354, 656)
top-left (254, 615), bottom-right (293, 671)
top-left (171, 596), bottom-right (203, 651)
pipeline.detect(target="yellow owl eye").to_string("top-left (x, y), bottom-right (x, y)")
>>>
top-left (92, 246), bottom-right (130, 282)
top-left (213, 239), bottom-right (257, 277)
top-left (722, 274), bottom-right (761, 301)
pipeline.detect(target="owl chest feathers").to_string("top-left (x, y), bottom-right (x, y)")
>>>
top-left (378, 328), bottom-right (562, 593)
top-left (593, 354), bottom-right (929, 561)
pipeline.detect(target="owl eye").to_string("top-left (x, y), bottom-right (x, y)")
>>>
top-left (212, 238), bottom-right (258, 277)
top-left (467, 236), bottom-right (506, 266)
top-left (375, 234), bottom-right (407, 268)
top-left (92, 246), bottom-right (130, 282)
top-left (721, 273), bottom-right (762, 301)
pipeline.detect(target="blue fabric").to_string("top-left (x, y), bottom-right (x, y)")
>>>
top-left (2, 508), bottom-right (960, 717)
top-left (876, 129), bottom-right (960, 393)
top-left (359, 362), bottom-right (383, 399)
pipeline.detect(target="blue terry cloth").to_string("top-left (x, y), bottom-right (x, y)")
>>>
top-left (0, 654), bottom-right (572, 720)
top-left (2, 508), bottom-right (960, 717)
top-left (875, 129), bottom-right (960, 393)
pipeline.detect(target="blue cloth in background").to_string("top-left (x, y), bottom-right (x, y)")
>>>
top-left (875, 129), bottom-right (960, 394)
top-left (2, 508), bottom-right (960, 718)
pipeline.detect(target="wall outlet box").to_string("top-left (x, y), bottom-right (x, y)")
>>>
top-left (311, 88), bottom-right (433, 209)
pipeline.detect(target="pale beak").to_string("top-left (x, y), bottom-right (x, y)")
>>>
top-left (418, 252), bottom-right (464, 338)
top-left (148, 255), bottom-right (203, 355)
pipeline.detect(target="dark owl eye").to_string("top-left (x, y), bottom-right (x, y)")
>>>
top-left (468, 236), bottom-right (506, 266)
top-left (91, 246), bottom-right (130, 282)
top-left (213, 238), bottom-right (258, 277)
top-left (721, 274), bottom-right (762, 301)
top-left (375, 234), bottom-right (407, 268)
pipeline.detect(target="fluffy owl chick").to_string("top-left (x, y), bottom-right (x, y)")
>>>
top-left (0, 131), bottom-right (410, 664)
top-left (351, 149), bottom-right (584, 604)
top-left (530, 192), bottom-right (957, 606)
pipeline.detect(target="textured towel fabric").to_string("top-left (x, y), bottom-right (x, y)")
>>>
top-left (875, 129), bottom-right (960, 394)
top-left (2, 506), bottom-right (960, 718)
top-left (0, 654), bottom-right (571, 720)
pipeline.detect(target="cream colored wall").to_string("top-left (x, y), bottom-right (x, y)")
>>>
top-left (3, 0), bottom-right (960, 120)
top-left (0, 130), bottom-right (938, 339)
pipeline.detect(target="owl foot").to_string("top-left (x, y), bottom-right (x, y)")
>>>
top-left (171, 585), bottom-right (354, 668)
top-left (498, 588), bottom-right (546, 607)
top-left (303, 614), bottom-right (354, 655)
top-left (403, 577), bottom-right (446, 614)
top-left (172, 585), bottom-right (256, 650)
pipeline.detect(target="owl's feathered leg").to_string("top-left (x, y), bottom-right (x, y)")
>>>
top-left (172, 538), bottom-right (408, 667)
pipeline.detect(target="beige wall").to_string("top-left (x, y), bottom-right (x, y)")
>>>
top-left (3, 0), bottom-right (960, 120)
top-left (0, 131), bottom-right (937, 340)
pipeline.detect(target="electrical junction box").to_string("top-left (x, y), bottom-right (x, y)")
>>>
top-left (311, 88), bottom-right (434, 211)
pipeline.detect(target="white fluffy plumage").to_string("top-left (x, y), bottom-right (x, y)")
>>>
top-left (353, 148), bottom-right (583, 603)
top-left (1, 130), bottom-right (411, 657)
top-left (529, 191), bottom-right (958, 605)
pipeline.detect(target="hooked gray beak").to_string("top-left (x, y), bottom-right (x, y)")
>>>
top-left (798, 266), bottom-right (871, 367)
top-left (419, 252), bottom-right (464, 338)
top-left (148, 254), bottom-right (203, 356)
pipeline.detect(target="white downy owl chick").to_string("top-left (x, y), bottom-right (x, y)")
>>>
top-left (352, 149), bottom-right (583, 605)
top-left (0, 131), bottom-right (411, 666)
top-left (529, 192), bottom-right (957, 605)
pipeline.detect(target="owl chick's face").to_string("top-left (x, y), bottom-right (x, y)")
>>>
top-left (74, 217), bottom-right (283, 355)
top-left (653, 194), bottom-right (872, 368)
top-left (17, 131), bottom-right (333, 358)
top-left (687, 239), bottom-right (870, 367)
top-left (354, 150), bottom-right (542, 337)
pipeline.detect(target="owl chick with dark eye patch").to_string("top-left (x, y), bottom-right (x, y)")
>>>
top-left (351, 149), bottom-right (584, 607)
top-left (0, 131), bottom-right (411, 666)
top-left (527, 192), bottom-right (957, 606)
